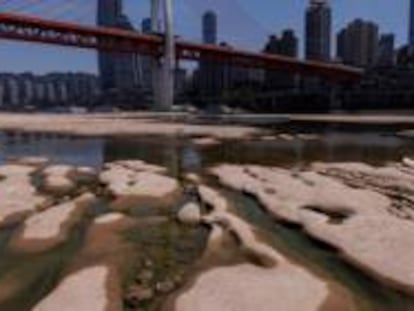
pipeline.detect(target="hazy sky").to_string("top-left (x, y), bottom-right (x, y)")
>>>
top-left (0, 0), bottom-right (410, 73)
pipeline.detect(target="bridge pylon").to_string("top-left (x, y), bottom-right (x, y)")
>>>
top-left (151, 0), bottom-right (175, 111)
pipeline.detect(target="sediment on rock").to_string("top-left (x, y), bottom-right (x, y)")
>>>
top-left (211, 163), bottom-right (414, 295)
top-left (0, 164), bottom-right (47, 227)
top-left (100, 160), bottom-right (180, 204)
top-left (41, 165), bottom-right (97, 196)
top-left (173, 185), bottom-right (331, 311)
top-left (174, 263), bottom-right (328, 311)
top-left (32, 266), bottom-right (118, 311)
top-left (37, 213), bottom-right (139, 311)
top-left (9, 193), bottom-right (96, 253)
top-left (312, 161), bottom-right (414, 220)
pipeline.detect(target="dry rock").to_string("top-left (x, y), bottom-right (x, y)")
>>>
top-left (211, 163), bottom-right (414, 295)
top-left (177, 202), bottom-right (201, 225)
top-left (33, 266), bottom-right (110, 311)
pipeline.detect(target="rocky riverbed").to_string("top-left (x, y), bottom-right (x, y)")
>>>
top-left (1, 128), bottom-right (414, 310)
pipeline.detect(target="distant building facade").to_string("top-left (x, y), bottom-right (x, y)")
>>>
top-left (196, 10), bottom-right (221, 97)
top-left (0, 73), bottom-right (99, 109)
top-left (336, 19), bottom-right (379, 68)
top-left (113, 14), bottom-right (141, 90)
top-left (263, 30), bottom-right (299, 90)
top-left (203, 11), bottom-right (218, 45)
top-left (377, 34), bottom-right (395, 67)
top-left (305, 0), bottom-right (331, 61)
top-left (97, 0), bottom-right (122, 91)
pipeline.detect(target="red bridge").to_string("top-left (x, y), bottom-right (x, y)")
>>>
top-left (0, 12), bottom-right (362, 81)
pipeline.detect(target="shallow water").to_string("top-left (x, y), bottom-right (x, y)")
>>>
top-left (223, 189), bottom-right (414, 311)
top-left (2, 127), bottom-right (414, 170)
top-left (1, 125), bottom-right (414, 310)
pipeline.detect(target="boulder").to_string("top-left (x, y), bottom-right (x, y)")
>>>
top-left (177, 203), bottom-right (201, 225)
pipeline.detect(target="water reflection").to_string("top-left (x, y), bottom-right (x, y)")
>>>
top-left (0, 129), bottom-right (413, 172)
top-left (0, 132), bottom-right (104, 168)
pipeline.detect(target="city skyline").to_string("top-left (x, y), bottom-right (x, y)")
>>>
top-left (0, 0), bottom-right (410, 73)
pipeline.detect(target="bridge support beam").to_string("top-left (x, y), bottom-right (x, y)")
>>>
top-left (151, 0), bottom-right (175, 111)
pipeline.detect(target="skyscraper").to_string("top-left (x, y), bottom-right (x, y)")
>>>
top-left (97, 0), bottom-right (122, 90)
top-left (197, 10), bottom-right (220, 98)
top-left (202, 11), bottom-right (217, 45)
top-left (336, 19), bottom-right (379, 68)
top-left (305, 0), bottom-right (331, 61)
top-left (410, 0), bottom-right (414, 46)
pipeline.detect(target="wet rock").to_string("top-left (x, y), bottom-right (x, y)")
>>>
top-left (135, 270), bottom-right (154, 285)
top-left (156, 280), bottom-right (176, 294)
top-left (124, 285), bottom-right (154, 307)
top-left (177, 202), bottom-right (201, 225)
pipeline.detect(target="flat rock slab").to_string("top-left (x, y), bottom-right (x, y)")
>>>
top-left (0, 164), bottom-right (46, 227)
top-left (7, 156), bottom-right (49, 167)
top-left (175, 263), bottom-right (328, 311)
top-left (211, 164), bottom-right (414, 295)
top-left (101, 161), bottom-right (179, 200)
top-left (94, 213), bottom-right (126, 225)
top-left (33, 266), bottom-right (110, 311)
top-left (192, 137), bottom-right (221, 147)
top-left (10, 193), bottom-right (95, 253)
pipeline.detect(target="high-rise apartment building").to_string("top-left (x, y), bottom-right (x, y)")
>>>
top-left (305, 0), bottom-right (331, 61)
top-left (377, 34), bottom-right (395, 67)
top-left (336, 19), bottom-right (379, 68)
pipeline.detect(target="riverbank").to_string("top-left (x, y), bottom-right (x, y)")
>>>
top-left (1, 113), bottom-right (414, 140)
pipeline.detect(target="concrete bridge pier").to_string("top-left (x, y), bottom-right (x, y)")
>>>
top-left (151, 0), bottom-right (175, 111)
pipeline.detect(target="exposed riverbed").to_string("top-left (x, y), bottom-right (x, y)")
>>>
top-left (1, 123), bottom-right (414, 310)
